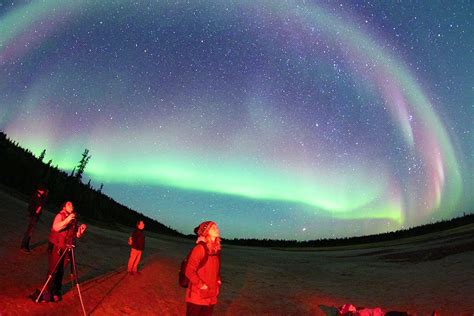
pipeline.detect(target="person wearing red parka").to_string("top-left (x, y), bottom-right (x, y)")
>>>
top-left (185, 221), bottom-right (222, 316)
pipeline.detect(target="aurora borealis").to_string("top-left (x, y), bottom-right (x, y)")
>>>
top-left (1, 1), bottom-right (472, 240)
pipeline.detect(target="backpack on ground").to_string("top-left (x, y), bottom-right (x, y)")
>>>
top-left (179, 242), bottom-right (208, 288)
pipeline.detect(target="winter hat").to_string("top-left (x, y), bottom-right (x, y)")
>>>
top-left (194, 221), bottom-right (216, 236)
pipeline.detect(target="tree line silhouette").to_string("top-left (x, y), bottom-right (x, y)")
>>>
top-left (0, 131), bottom-right (182, 237)
top-left (223, 212), bottom-right (474, 248)
top-left (1, 130), bottom-right (472, 247)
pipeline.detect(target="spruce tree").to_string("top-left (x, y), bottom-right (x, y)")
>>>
top-left (74, 149), bottom-right (91, 182)
top-left (38, 149), bottom-right (46, 162)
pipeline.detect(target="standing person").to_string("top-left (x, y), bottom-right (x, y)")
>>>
top-left (35, 201), bottom-right (87, 302)
top-left (127, 220), bottom-right (145, 275)
top-left (20, 184), bottom-right (49, 253)
top-left (185, 221), bottom-right (222, 316)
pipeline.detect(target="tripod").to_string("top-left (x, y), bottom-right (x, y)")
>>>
top-left (35, 244), bottom-right (87, 316)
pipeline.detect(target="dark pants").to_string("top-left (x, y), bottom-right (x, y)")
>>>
top-left (21, 216), bottom-right (38, 250)
top-left (44, 243), bottom-right (70, 300)
top-left (186, 303), bottom-right (215, 316)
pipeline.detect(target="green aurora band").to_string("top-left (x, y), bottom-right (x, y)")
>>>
top-left (0, 0), bottom-right (464, 228)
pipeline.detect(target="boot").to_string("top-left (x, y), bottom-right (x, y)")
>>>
top-left (20, 236), bottom-right (31, 253)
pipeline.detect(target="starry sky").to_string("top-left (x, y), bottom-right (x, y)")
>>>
top-left (1, 1), bottom-right (472, 240)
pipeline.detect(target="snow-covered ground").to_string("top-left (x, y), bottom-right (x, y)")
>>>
top-left (0, 189), bottom-right (473, 315)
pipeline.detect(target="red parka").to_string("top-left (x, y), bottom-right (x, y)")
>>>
top-left (185, 240), bottom-right (221, 306)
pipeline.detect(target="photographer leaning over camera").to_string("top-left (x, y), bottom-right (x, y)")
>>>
top-left (36, 201), bottom-right (87, 303)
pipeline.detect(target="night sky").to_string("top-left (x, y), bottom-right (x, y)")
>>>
top-left (1, 1), bottom-right (472, 240)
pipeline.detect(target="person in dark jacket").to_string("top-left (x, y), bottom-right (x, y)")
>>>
top-left (36, 201), bottom-right (87, 302)
top-left (185, 221), bottom-right (222, 316)
top-left (127, 220), bottom-right (145, 275)
top-left (20, 184), bottom-right (49, 253)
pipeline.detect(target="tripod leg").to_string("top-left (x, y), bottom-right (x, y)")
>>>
top-left (35, 246), bottom-right (69, 303)
top-left (70, 246), bottom-right (87, 316)
top-left (70, 270), bottom-right (75, 289)
top-left (35, 274), bottom-right (53, 303)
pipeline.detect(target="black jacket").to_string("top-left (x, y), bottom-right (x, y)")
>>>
top-left (131, 229), bottom-right (145, 250)
top-left (27, 190), bottom-right (47, 218)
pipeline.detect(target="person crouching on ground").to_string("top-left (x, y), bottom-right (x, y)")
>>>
top-left (185, 221), bottom-right (222, 316)
top-left (36, 201), bottom-right (87, 302)
top-left (20, 184), bottom-right (49, 253)
top-left (127, 220), bottom-right (145, 275)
